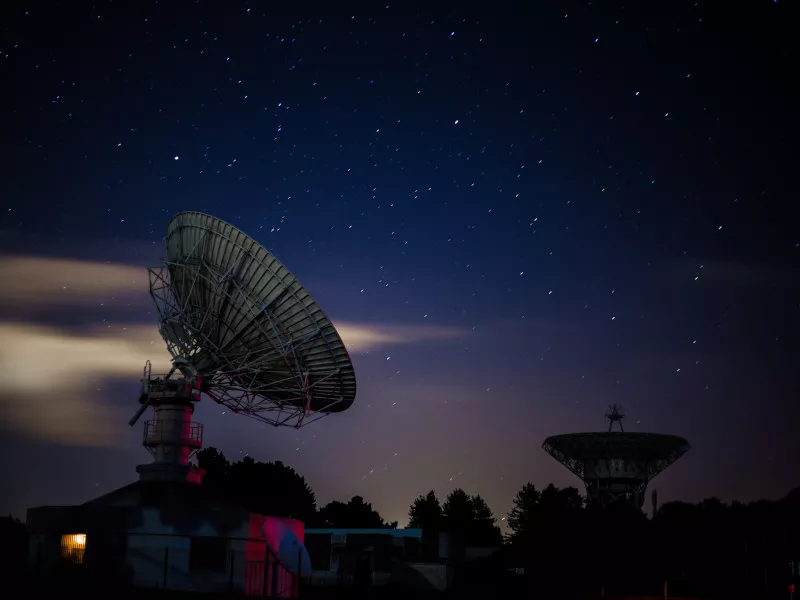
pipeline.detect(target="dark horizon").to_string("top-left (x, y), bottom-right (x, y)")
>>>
top-left (1, 0), bottom-right (797, 523)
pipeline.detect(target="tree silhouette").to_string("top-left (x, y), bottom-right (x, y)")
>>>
top-left (228, 457), bottom-right (317, 523)
top-left (469, 494), bottom-right (504, 545)
top-left (407, 490), bottom-right (445, 560)
top-left (442, 488), bottom-right (502, 546)
top-left (195, 448), bottom-right (316, 523)
top-left (318, 496), bottom-right (397, 528)
top-left (649, 490), bottom-right (800, 600)
top-left (0, 516), bottom-right (25, 584)
top-left (503, 483), bottom-right (588, 596)
top-left (507, 483), bottom-right (584, 544)
top-left (541, 482), bottom-right (583, 512)
top-left (196, 446), bottom-right (229, 488)
top-left (500, 483), bottom-right (800, 599)
top-left (506, 482), bottom-right (541, 542)
top-left (442, 489), bottom-right (474, 531)
top-left (407, 490), bottom-right (443, 530)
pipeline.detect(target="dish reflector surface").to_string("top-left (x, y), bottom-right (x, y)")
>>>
top-left (542, 432), bottom-right (689, 482)
top-left (149, 212), bottom-right (356, 426)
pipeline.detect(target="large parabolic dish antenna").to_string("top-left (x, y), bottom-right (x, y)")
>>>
top-left (542, 405), bottom-right (689, 509)
top-left (149, 211), bottom-right (357, 425)
top-left (129, 212), bottom-right (356, 484)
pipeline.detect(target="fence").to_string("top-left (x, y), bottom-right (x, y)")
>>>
top-left (33, 532), bottom-right (305, 598)
top-left (136, 545), bottom-right (302, 597)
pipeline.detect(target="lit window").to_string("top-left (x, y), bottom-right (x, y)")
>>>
top-left (61, 533), bottom-right (86, 564)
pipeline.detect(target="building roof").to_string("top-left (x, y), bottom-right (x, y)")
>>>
top-left (84, 480), bottom-right (241, 510)
top-left (83, 480), bottom-right (251, 536)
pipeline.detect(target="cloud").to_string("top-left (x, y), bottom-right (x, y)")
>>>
top-left (0, 320), bottom-right (464, 447)
top-left (0, 255), bottom-right (148, 308)
top-left (0, 322), bottom-right (170, 448)
top-left (334, 322), bottom-right (466, 352)
top-left (0, 255), bottom-right (468, 446)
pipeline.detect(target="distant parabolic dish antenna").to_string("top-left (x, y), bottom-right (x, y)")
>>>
top-left (128, 212), bottom-right (357, 483)
top-left (542, 404), bottom-right (689, 509)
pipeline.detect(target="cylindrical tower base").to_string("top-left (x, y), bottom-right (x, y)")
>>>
top-left (136, 378), bottom-right (205, 484)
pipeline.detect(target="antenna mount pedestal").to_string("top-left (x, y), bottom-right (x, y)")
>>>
top-left (133, 361), bottom-right (205, 484)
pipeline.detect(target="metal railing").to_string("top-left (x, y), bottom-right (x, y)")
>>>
top-left (142, 421), bottom-right (203, 447)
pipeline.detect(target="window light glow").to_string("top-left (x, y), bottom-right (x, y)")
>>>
top-left (61, 533), bottom-right (87, 563)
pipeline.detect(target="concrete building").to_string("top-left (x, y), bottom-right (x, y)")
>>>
top-left (26, 375), bottom-right (306, 597)
top-left (27, 480), bottom-right (304, 597)
top-left (305, 527), bottom-right (451, 592)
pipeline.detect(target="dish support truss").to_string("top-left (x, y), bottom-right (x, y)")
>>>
top-left (148, 263), bottom-right (343, 429)
top-left (542, 435), bottom-right (689, 509)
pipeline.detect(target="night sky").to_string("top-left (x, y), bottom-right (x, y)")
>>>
top-left (1, 1), bottom-right (797, 526)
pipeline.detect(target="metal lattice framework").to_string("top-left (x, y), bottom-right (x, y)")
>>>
top-left (148, 212), bottom-right (356, 428)
top-left (542, 432), bottom-right (690, 483)
top-left (542, 410), bottom-right (690, 508)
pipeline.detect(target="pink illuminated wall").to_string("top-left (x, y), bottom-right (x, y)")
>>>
top-left (244, 514), bottom-right (305, 598)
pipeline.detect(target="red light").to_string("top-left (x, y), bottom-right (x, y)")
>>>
top-left (789, 584), bottom-right (795, 593)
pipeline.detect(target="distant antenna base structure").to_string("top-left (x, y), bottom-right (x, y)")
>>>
top-left (542, 407), bottom-right (689, 509)
top-left (130, 212), bottom-right (357, 483)
top-left (148, 211), bottom-right (357, 427)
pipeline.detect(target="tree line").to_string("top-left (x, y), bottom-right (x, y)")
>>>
top-left (1, 447), bottom-right (796, 599)
top-left (197, 447), bottom-right (800, 599)
top-left (196, 447), bottom-right (501, 543)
